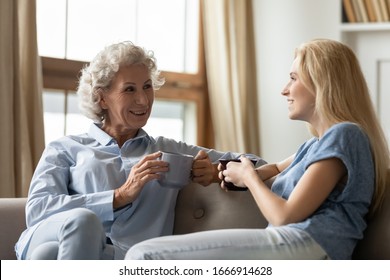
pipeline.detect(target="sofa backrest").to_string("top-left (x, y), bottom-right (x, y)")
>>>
top-left (353, 170), bottom-right (390, 259)
top-left (174, 182), bottom-right (268, 234)
top-left (175, 177), bottom-right (390, 260)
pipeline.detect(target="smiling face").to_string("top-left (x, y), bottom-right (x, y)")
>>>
top-left (281, 58), bottom-right (316, 123)
top-left (100, 64), bottom-right (154, 139)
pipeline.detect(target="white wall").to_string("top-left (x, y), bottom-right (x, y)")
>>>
top-left (252, 0), bottom-right (340, 162)
top-left (342, 31), bottom-right (390, 144)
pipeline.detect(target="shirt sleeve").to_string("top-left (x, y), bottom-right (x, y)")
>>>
top-left (305, 123), bottom-right (372, 170)
top-left (304, 123), bottom-right (374, 200)
top-left (154, 136), bottom-right (267, 166)
top-left (26, 141), bottom-right (115, 228)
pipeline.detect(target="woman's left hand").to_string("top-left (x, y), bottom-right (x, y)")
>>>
top-left (191, 150), bottom-right (218, 186)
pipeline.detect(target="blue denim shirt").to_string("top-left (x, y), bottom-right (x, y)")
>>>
top-left (16, 123), bottom-right (264, 259)
top-left (271, 122), bottom-right (374, 259)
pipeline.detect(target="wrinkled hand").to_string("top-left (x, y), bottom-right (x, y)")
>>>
top-left (114, 152), bottom-right (168, 209)
top-left (218, 156), bottom-right (255, 191)
top-left (191, 150), bottom-right (218, 186)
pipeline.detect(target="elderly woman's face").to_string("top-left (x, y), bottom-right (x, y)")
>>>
top-left (100, 64), bottom-right (154, 131)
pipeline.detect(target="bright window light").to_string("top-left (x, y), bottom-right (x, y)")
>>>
top-left (38, 0), bottom-right (199, 145)
top-left (36, 0), bottom-right (199, 73)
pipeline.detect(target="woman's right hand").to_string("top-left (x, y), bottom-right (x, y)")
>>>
top-left (113, 151), bottom-right (168, 209)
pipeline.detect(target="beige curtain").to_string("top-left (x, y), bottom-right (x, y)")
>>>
top-left (0, 0), bottom-right (45, 197)
top-left (202, 0), bottom-right (260, 155)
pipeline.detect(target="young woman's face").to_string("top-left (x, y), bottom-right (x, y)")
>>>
top-left (281, 58), bottom-right (316, 122)
top-left (100, 64), bottom-right (154, 131)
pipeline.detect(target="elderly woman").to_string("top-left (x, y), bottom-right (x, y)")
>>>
top-left (15, 41), bottom-right (265, 260)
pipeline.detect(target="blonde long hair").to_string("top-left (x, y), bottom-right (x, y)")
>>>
top-left (295, 39), bottom-right (389, 213)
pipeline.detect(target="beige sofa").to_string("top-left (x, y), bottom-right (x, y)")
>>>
top-left (1, 179), bottom-right (390, 260)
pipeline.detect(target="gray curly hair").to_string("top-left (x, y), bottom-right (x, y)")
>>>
top-left (77, 41), bottom-right (165, 123)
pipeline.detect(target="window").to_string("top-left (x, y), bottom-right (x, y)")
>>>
top-left (42, 92), bottom-right (196, 145)
top-left (37, 0), bottom-right (208, 146)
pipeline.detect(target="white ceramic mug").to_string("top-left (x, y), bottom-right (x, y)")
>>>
top-left (158, 152), bottom-right (194, 189)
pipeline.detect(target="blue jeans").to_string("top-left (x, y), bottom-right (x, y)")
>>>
top-left (125, 226), bottom-right (329, 260)
top-left (25, 208), bottom-right (114, 260)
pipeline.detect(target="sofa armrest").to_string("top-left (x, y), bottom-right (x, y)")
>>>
top-left (0, 198), bottom-right (27, 260)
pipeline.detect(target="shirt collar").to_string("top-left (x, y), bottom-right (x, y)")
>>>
top-left (88, 123), bottom-right (152, 146)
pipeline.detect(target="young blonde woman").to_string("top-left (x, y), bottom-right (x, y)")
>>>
top-left (126, 39), bottom-right (389, 260)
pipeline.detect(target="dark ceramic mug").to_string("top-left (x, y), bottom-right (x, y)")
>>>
top-left (219, 159), bottom-right (257, 191)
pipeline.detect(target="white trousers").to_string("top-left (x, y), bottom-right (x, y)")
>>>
top-left (25, 208), bottom-right (114, 260)
top-left (125, 226), bottom-right (329, 260)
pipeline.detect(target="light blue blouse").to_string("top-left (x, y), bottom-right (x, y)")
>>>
top-left (16, 123), bottom-right (264, 259)
top-left (271, 122), bottom-right (374, 259)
